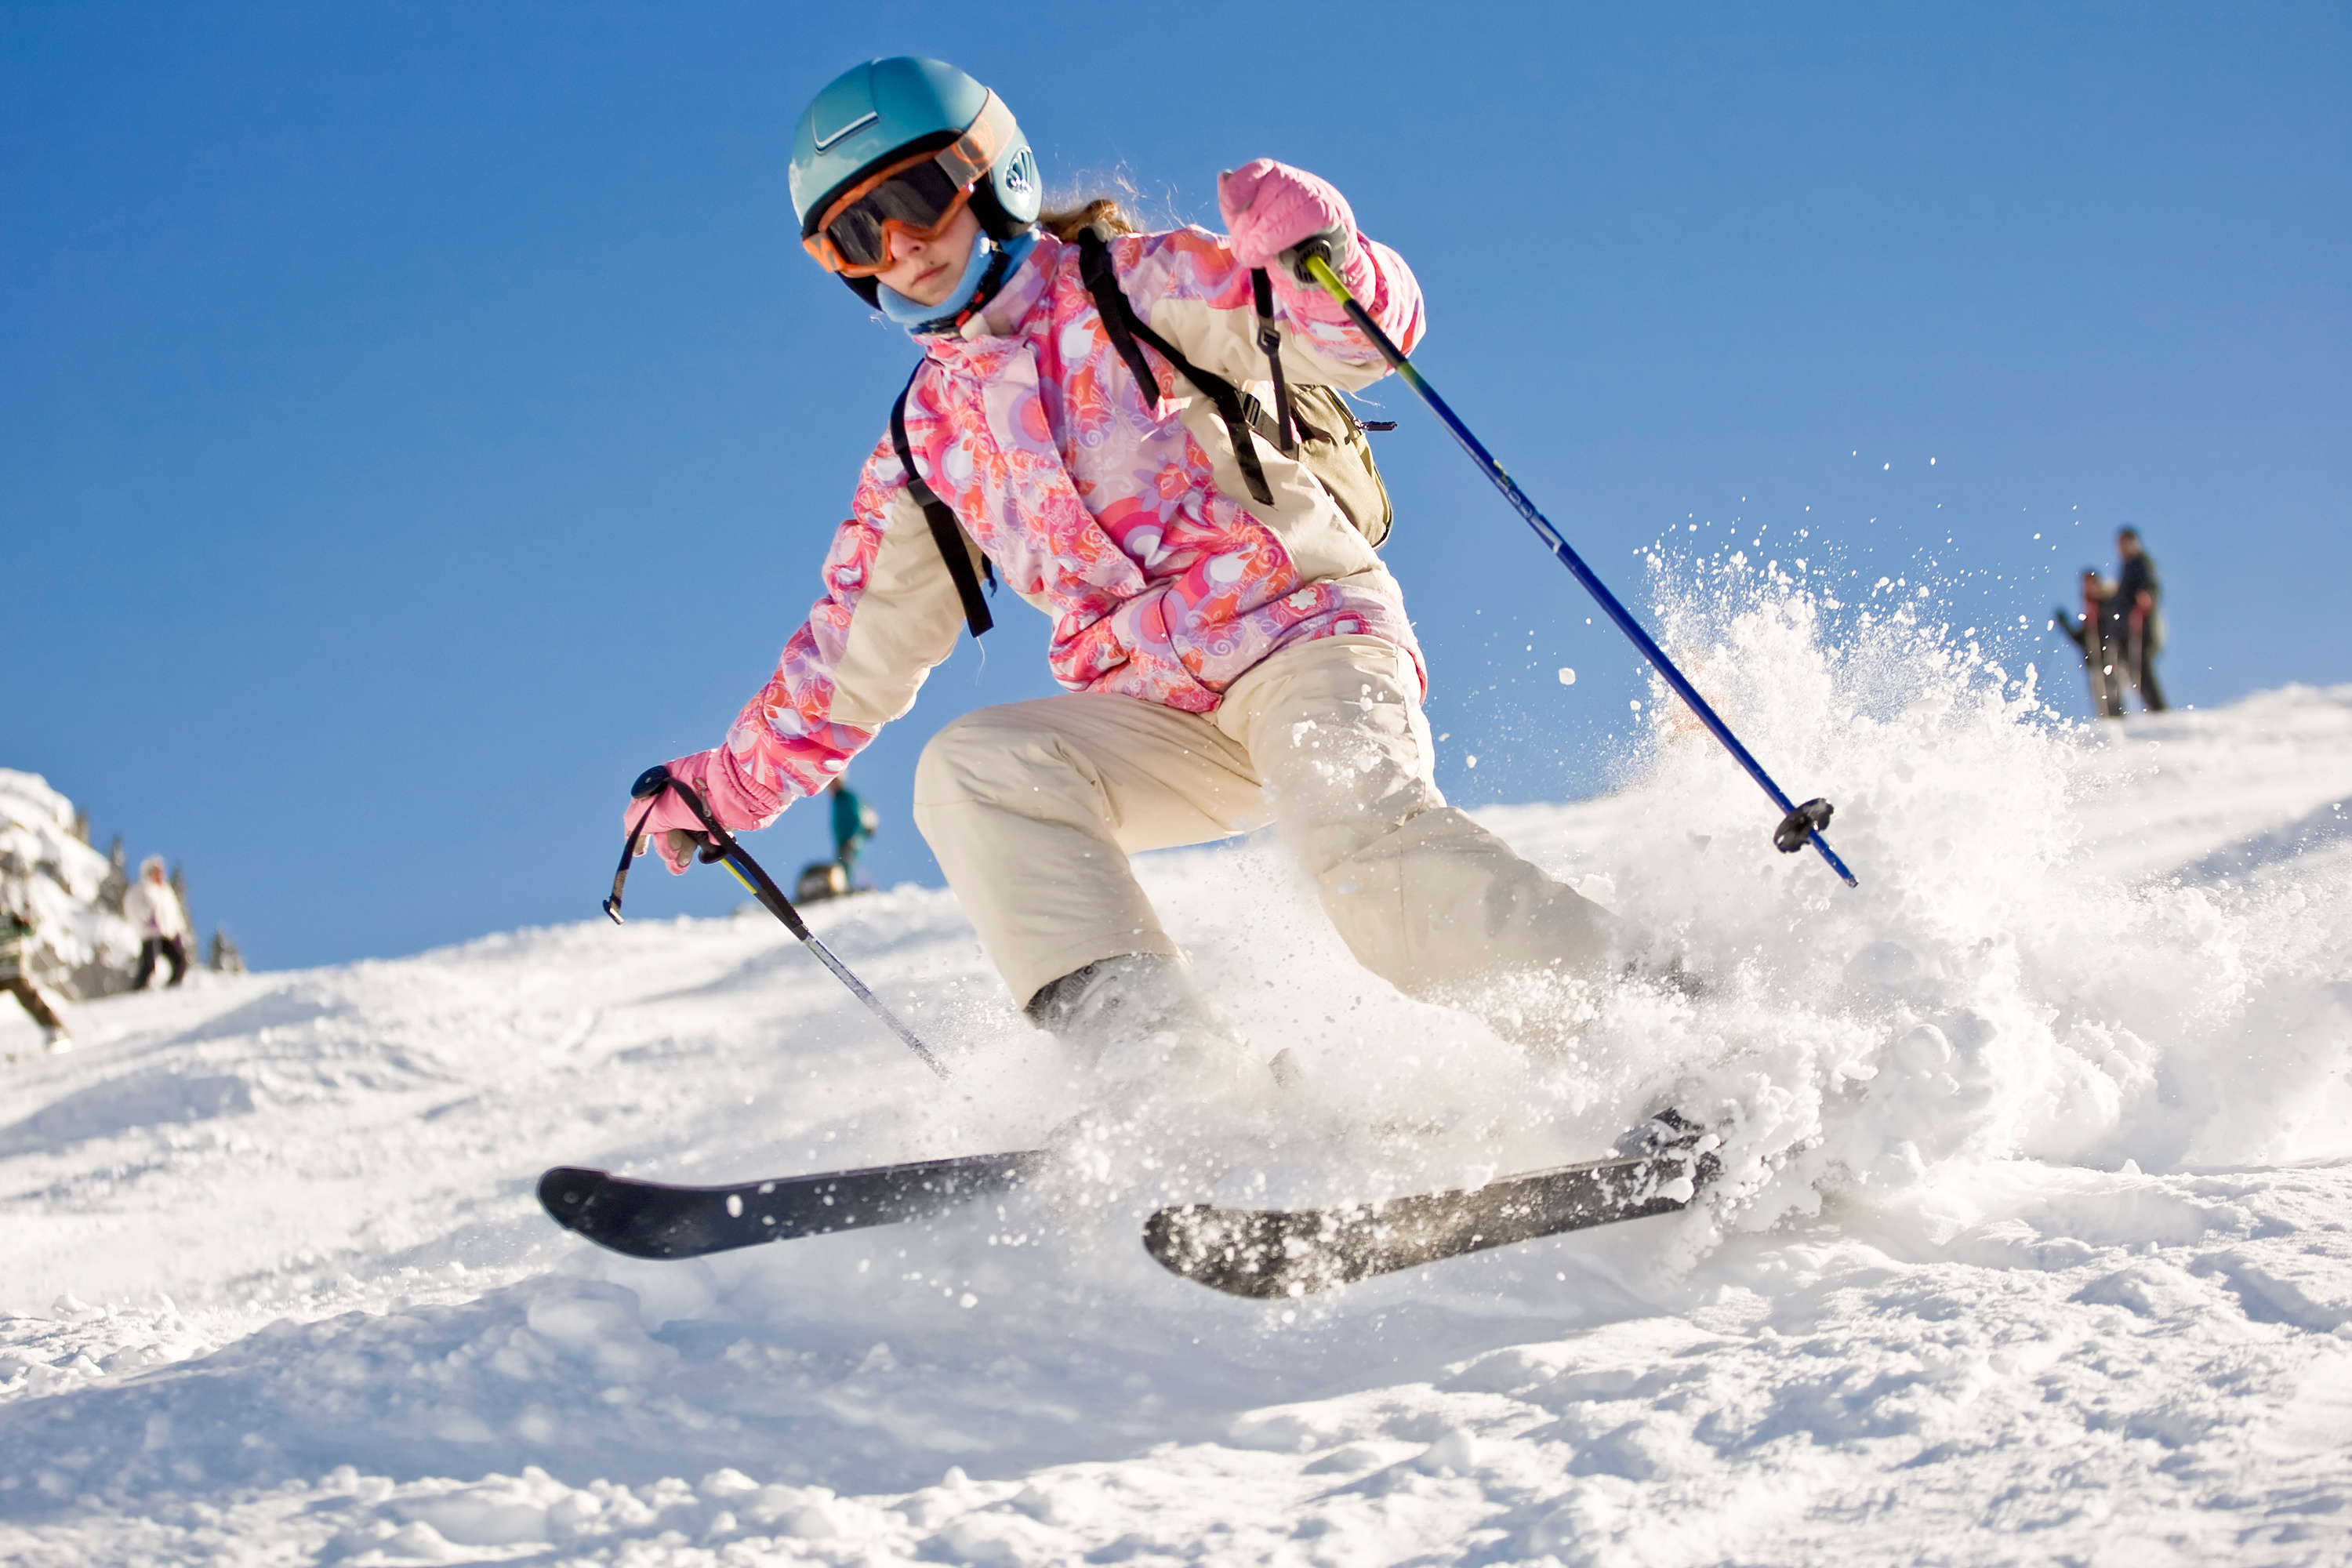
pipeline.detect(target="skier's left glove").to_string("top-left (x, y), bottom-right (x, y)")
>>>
top-left (1218, 158), bottom-right (1357, 278)
top-left (625, 747), bottom-right (781, 875)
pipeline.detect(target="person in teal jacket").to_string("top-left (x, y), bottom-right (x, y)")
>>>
top-left (829, 776), bottom-right (879, 887)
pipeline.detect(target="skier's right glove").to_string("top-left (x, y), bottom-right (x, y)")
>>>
top-left (1218, 158), bottom-right (1357, 277)
top-left (625, 747), bottom-right (781, 875)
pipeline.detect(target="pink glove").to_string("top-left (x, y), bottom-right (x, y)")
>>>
top-left (1218, 158), bottom-right (1356, 274)
top-left (623, 747), bottom-right (782, 875)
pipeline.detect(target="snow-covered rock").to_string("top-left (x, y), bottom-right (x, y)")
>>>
top-left (0, 771), bottom-right (139, 998)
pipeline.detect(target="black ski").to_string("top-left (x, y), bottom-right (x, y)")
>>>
top-left (538, 1149), bottom-right (1049, 1261)
top-left (1142, 1137), bottom-right (1719, 1298)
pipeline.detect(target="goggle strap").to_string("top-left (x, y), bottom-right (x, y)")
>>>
top-left (934, 90), bottom-right (1016, 192)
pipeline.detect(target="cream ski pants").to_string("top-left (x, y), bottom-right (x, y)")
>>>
top-left (913, 635), bottom-right (1616, 1008)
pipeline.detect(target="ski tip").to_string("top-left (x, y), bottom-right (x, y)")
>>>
top-left (538, 1167), bottom-right (612, 1232)
top-left (1143, 1205), bottom-right (1320, 1301)
top-left (1145, 1147), bottom-right (1725, 1298)
top-left (1143, 1205), bottom-right (1231, 1294)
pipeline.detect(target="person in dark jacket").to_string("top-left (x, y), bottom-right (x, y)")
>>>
top-left (2, 875), bottom-right (72, 1052)
top-left (2114, 527), bottom-right (2166, 712)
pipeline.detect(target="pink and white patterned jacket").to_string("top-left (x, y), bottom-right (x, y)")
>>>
top-left (710, 223), bottom-right (1428, 824)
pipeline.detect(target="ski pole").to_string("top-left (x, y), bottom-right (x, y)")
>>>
top-left (603, 766), bottom-right (953, 1080)
top-left (1291, 244), bottom-right (1858, 888)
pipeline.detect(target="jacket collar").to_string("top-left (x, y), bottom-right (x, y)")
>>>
top-left (911, 231), bottom-right (1061, 349)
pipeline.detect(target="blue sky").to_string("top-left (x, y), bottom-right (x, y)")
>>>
top-left (6, 2), bottom-right (2346, 967)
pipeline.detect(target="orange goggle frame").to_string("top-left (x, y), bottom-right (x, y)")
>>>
top-left (802, 90), bottom-right (1018, 277)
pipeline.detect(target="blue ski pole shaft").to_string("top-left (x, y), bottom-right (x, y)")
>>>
top-left (1298, 250), bottom-right (1858, 888)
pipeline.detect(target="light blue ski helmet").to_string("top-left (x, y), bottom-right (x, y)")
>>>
top-left (790, 57), bottom-right (1041, 265)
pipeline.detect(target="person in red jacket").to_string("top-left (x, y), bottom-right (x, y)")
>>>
top-left (2055, 568), bottom-right (2124, 718)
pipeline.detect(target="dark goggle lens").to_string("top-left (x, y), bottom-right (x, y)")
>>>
top-left (822, 162), bottom-right (964, 267)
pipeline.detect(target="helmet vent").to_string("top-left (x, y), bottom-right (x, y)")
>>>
top-left (812, 109), bottom-right (878, 152)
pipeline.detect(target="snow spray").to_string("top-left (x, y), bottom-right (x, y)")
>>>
top-left (1294, 243), bottom-right (1860, 889)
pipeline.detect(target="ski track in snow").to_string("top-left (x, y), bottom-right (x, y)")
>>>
top-left (4, 593), bottom-right (2351, 1564)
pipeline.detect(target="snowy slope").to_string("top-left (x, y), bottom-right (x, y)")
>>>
top-left (3, 593), bottom-right (2350, 1565)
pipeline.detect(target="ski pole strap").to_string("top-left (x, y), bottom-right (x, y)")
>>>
top-left (632, 767), bottom-right (812, 940)
top-left (1076, 225), bottom-right (1277, 507)
top-left (1290, 245), bottom-right (1859, 890)
top-left (1250, 267), bottom-right (1298, 456)
top-left (604, 797), bottom-right (662, 923)
top-left (891, 364), bottom-right (994, 640)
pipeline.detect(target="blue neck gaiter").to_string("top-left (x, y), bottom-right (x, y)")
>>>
top-left (878, 230), bottom-right (1036, 335)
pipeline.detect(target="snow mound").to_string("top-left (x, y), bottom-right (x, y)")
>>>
top-left (2, 586), bottom-right (2350, 1564)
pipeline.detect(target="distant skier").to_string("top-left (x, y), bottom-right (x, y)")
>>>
top-left (124, 855), bottom-right (190, 989)
top-left (828, 776), bottom-right (878, 889)
top-left (624, 56), bottom-right (1641, 1107)
top-left (1, 874), bottom-right (72, 1052)
top-left (2055, 568), bottom-right (2125, 719)
top-left (2114, 526), bottom-right (2166, 712)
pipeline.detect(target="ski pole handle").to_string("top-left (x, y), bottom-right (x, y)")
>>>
top-left (1295, 250), bottom-right (1858, 889)
top-left (604, 766), bottom-right (739, 924)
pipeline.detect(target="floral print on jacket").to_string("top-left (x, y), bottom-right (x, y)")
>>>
top-left (716, 223), bottom-right (1427, 819)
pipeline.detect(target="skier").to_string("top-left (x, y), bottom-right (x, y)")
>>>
top-left (1, 873), bottom-right (72, 1052)
top-left (124, 855), bottom-right (190, 989)
top-left (2055, 568), bottom-right (2125, 719)
top-left (828, 776), bottom-right (878, 889)
top-left (2114, 525), bottom-right (2166, 712)
top-left (624, 56), bottom-right (1640, 1106)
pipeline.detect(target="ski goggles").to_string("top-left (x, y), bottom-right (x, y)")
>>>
top-left (802, 91), bottom-right (1019, 277)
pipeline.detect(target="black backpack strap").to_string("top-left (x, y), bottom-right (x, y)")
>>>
top-left (1250, 267), bottom-right (1298, 456)
top-left (891, 363), bottom-right (993, 639)
top-left (1076, 228), bottom-right (1160, 398)
top-left (1076, 225), bottom-right (1276, 507)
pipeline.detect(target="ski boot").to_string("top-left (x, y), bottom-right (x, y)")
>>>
top-left (1618, 1105), bottom-right (1724, 1201)
top-left (1618, 946), bottom-right (1707, 1002)
top-left (1026, 953), bottom-right (1272, 1120)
